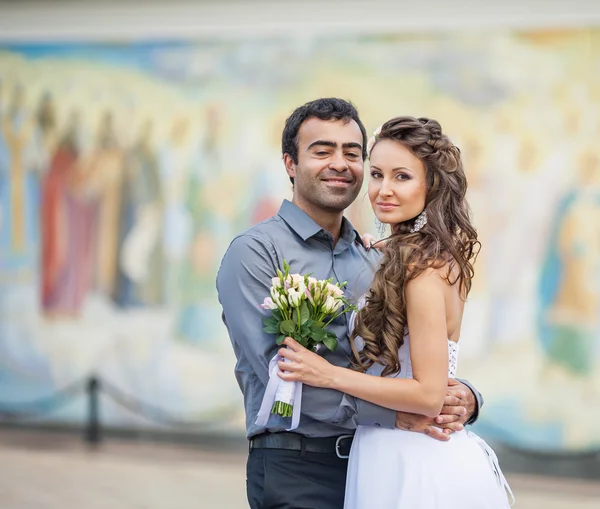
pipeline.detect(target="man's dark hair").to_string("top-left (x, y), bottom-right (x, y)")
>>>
top-left (282, 98), bottom-right (368, 184)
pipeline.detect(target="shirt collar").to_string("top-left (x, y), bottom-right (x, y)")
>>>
top-left (277, 199), bottom-right (364, 246)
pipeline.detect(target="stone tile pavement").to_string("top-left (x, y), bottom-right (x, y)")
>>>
top-left (0, 429), bottom-right (599, 508)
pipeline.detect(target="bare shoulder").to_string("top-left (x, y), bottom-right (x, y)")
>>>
top-left (407, 260), bottom-right (455, 286)
top-left (405, 266), bottom-right (448, 296)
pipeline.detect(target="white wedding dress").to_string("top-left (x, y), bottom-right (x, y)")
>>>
top-left (344, 332), bottom-right (514, 508)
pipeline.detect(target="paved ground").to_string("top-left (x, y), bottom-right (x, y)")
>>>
top-left (0, 429), bottom-right (599, 508)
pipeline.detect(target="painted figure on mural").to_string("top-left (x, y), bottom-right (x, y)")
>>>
top-left (247, 112), bottom-right (286, 226)
top-left (113, 119), bottom-right (163, 307)
top-left (159, 116), bottom-right (193, 304)
top-left (40, 111), bottom-right (99, 318)
top-left (29, 92), bottom-right (58, 178)
top-left (538, 148), bottom-right (600, 377)
top-left (86, 110), bottom-right (124, 296)
top-left (26, 93), bottom-right (59, 259)
top-left (0, 80), bottom-right (7, 254)
top-left (0, 85), bottom-right (38, 273)
top-left (175, 108), bottom-right (223, 343)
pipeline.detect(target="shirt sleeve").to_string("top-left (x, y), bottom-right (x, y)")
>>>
top-left (217, 234), bottom-right (279, 387)
top-left (456, 378), bottom-right (484, 425)
top-left (217, 233), bottom-right (393, 429)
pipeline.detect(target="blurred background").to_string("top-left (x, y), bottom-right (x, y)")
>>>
top-left (0, 0), bottom-right (599, 507)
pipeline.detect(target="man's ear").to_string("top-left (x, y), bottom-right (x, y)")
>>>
top-left (283, 153), bottom-right (296, 181)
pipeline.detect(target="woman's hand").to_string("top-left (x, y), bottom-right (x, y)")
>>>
top-left (361, 232), bottom-right (388, 250)
top-left (362, 233), bottom-right (376, 249)
top-left (277, 337), bottom-right (339, 389)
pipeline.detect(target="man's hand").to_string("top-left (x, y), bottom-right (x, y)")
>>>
top-left (395, 379), bottom-right (476, 441)
top-left (435, 379), bottom-right (476, 427)
top-left (395, 412), bottom-right (452, 441)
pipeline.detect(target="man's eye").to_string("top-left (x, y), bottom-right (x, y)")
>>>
top-left (316, 151), bottom-right (329, 156)
top-left (346, 153), bottom-right (360, 158)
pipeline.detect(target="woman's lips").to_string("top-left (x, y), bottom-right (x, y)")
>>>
top-left (376, 202), bottom-right (399, 211)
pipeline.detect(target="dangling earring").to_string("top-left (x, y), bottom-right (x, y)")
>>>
top-left (375, 218), bottom-right (387, 237)
top-left (410, 210), bottom-right (427, 233)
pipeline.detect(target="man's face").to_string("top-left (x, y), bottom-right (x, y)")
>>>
top-left (284, 117), bottom-right (365, 213)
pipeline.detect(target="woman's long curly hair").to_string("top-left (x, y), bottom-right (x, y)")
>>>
top-left (351, 116), bottom-right (480, 377)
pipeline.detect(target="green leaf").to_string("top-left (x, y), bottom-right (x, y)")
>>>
top-left (311, 328), bottom-right (326, 341)
top-left (272, 309), bottom-right (283, 321)
top-left (276, 334), bottom-right (286, 345)
top-left (263, 316), bottom-right (278, 328)
top-left (279, 320), bottom-right (296, 334)
top-left (263, 322), bottom-right (281, 334)
top-left (299, 301), bottom-right (310, 325)
top-left (311, 321), bottom-right (325, 330)
top-left (323, 335), bottom-right (338, 352)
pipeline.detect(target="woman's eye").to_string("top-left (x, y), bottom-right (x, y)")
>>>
top-left (396, 173), bottom-right (410, 180)
top-left (369, 171), bottom-right (382, 178)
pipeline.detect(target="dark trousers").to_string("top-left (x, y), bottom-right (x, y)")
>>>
top-left (246, 448), bottom-right (348, 509)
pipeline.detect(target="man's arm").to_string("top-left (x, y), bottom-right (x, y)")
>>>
top-left (216, 233), bottom-right (395, 429)
top-left (455, 378), bottom-right (483, 425)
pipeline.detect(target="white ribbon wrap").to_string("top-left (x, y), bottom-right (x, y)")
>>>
top-left (255, 354), bottom-right (303, 431)
top-left (466, 430), bottom-right (515, 506)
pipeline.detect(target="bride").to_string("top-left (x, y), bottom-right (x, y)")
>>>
top-left (277, 116), bottom-right (514, 508)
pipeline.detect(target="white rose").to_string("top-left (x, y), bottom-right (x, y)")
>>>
top-left (323, 295), bottom-right (337, 314)
top-left (333, 298), bottom-right (344, 312)
top-left (271, 277), bottom-right (282, 289)
top-left (291, 274), bottom-right (303, 288)
top-left (312, 285), bottom-right (321, 302)
top-left (287, 288), bottom-right (302, 307)
top-left (259, 297), bottom-right (278, 310)
top-left (271, 287), bottom-right (288, 308)
top-left (366, 125), bottom-right (382, 154)
top-left (296, 279), bottom-right (307, 296)
top-left (326, 283), bottom-right (344, 297)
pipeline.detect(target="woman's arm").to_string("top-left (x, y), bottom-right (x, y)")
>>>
top-left (278, 268), bottom-right (449, 418)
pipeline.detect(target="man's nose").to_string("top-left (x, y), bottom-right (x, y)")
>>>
top-left (329, 152), bottom-right (349, 171)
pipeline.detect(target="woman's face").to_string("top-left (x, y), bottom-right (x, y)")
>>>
top-left (368, 139), bottom-right (427, 225)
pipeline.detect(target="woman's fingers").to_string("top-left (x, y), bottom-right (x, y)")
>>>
top-left (278, 370), bottom-right (298, 381)
top-left (282, 337), bottom-right (303, 351)
top-left (277, 347), bottom-right (299, 361)
top-left (362, 233), bottom-right (376, 249)
top-left (278, 360), bottom-right (299, 371)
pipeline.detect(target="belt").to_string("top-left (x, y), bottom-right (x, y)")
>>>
top-left (249, 432), bottom-right (354, 459)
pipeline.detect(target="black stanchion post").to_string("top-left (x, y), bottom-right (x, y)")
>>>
top-left (85, 376), bottom-right (101, 446)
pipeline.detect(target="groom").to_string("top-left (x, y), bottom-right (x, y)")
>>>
top-left (216, 98), bottom-right (482, 509)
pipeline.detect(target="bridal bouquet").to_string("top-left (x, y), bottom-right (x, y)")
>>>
top-left (256, 260), bottom-right (356, 430)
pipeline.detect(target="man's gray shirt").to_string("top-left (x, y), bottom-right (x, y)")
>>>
top-left (217, 199), bottom-right (482, 439)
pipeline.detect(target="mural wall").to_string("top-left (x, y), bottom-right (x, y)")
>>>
top-left (0, 30), bottom-right (598, 451)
